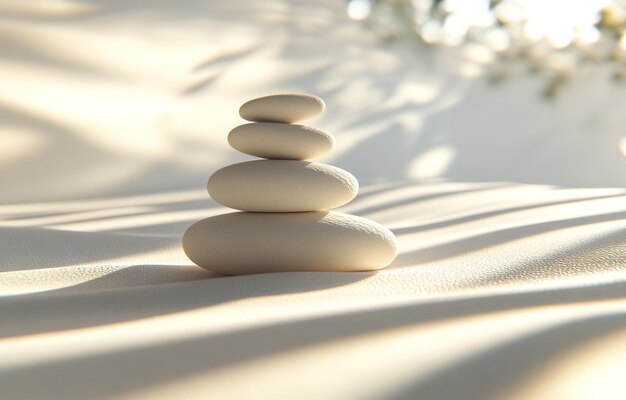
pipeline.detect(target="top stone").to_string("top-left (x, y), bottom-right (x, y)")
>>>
top-left (239, 93), bottom-right (325, 123)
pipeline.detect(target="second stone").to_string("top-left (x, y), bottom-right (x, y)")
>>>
top-left (207, 160), bottom-right (358, 212)
top-left (229, 123), bottom-right (335, 160)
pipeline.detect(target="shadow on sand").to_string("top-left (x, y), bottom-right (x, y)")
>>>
top-left (1, 280), bottom-right (624, 399)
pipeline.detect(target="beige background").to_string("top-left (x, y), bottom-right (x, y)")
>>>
top-left (1, 1), bottom-right (625, 399)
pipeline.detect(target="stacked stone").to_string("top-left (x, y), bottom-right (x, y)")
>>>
top-left (182, 94), bottom-right (397, 275)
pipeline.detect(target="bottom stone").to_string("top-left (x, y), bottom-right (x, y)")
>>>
top-left (182, 211), bottom-right (398, 275)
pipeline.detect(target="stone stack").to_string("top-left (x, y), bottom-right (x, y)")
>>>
top-left (182, 93), bottom-right (397, 275)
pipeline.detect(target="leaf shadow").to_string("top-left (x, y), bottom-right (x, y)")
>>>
top-left (1, 280), bottom-right (624, 400)
top-left (0, 270), bottom-right (375, 339)
top-left (385, 312), bottom-right (626, 400)
top-left (391, 192), bottom-right (626, 235)
top-left (392, 211), bottom-right (626, 267)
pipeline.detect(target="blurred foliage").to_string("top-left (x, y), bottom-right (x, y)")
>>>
top-left (347, 0), bottom-right (626, 98)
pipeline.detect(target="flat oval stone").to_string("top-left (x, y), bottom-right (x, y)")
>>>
top-left (182, 211), bottom-right (398, 274)
top-left (208, 160), bottom-right (358, 212)
top-left (239, 93), bottom-right (325, 123)
top-left (228, 123), bottom-right (335, 160)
